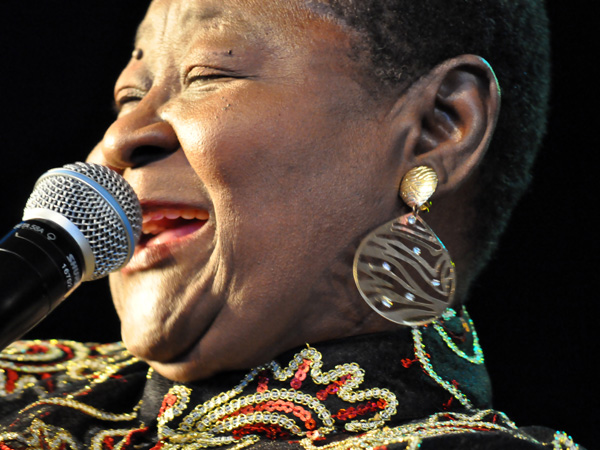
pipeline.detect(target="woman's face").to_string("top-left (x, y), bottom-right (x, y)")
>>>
top-left (88, 0), bottom-right (403, 381)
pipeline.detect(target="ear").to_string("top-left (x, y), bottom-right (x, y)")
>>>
top-left (391, 55), bottom-right (500, 195)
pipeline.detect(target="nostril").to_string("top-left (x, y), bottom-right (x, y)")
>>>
top-left (130, 145), bottom-right (177, 167)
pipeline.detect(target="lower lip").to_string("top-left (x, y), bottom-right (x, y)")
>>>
top-left (121, 221), bottom-right (209, 274)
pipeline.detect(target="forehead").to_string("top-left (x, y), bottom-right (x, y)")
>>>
top-left (136, 0), bottom-right (341, 50)
top-left (126, 0), bottom-right (378, 102)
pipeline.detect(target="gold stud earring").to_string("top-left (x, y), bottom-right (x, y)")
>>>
top-left (353, 166), bottom-right (456, 326)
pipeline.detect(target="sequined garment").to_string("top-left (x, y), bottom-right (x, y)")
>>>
top-left (0, 309), bottom-right (582, 449)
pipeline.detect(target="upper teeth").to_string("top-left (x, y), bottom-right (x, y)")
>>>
top-left (143, 208), bottom-right (209, 223)
top-left (142, 208), bottom-right (209, 235)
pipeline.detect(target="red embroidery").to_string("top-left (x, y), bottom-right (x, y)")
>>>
top-left (4, 370), bottom-right (19, 394)
top-left (315, 374), bottom-right (352, 401)
top-left (333, 400), bottom-right (386, 421)
top-left (401, 358), bottom-right (417, 368)
top-left (40, 373), bottom-right (55, 393)
top-left (223, 399), bottom-right (319, 434)
top-left (158, 394), bottom-right (178, 418)
top-left (120, 427), bottom-right (149, 449)
top-left (56, 344), bottom-right (74, 360)
top-left (26, 344), bottom-right (48, 354)
top-left (257, 371), bottom-right (269, 393)
top-left (290, 359), bottom-right (311, 390)
top-left (233, 423), bottom-right (289, 440)
top-left (102, 436), bottom-right (115, 449)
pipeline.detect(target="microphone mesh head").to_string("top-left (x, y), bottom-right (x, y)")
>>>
top-left (24, 162), bottom-right (142, 280)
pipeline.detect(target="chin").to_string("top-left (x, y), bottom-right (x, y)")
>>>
top-left (147, 357), bottom-right (211, 383)
top-left (144, 342), bottom-right (241, 382)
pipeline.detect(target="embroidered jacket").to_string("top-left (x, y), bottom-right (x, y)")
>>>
top-left (0, 309), bottom-right (582, 449)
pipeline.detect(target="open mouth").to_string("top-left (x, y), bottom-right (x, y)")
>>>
top-left (140, 208), bottom-right (210, 248)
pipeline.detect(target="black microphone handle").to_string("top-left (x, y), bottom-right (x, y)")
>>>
top-left (0, 219), bottom-right (85, 350)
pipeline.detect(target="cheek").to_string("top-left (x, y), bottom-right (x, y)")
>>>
top-left (170, 82), bottom-right (353, 184)
top-left (172, 90), bottom-right (391, 227)
top-left (165, 86), bottom-right (395, 276)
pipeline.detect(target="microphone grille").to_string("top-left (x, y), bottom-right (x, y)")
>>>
top-left (24, 162), bottom-right (142, 280)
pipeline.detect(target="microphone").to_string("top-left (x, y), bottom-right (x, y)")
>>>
top-left (0, 162), bottom-right (142, 350)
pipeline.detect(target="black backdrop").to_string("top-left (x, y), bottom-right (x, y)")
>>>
top-left (0, 2), bottom-right (596, 448)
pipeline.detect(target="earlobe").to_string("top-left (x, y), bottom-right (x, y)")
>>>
top-left (396, 55), bottom-right (501, 195)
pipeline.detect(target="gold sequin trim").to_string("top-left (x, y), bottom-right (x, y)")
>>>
top-left (0, 340), bottom-right (138, 398)
top-left (0, 418), bottom-right (78, 450)
top-left (0, 340), bottom-right (90, 372)
top-left (155, 346), bottom-right (398, 448)
top-left (90, 428), bottom-right (141, 450)
top-left (435, 308), bottom-right (484, 364)
top-left (298, 410), bottom-right (540, 449)
top-left (0, 336), bottom-right (583, 450)
top-left (412, 327), bottom-right (474, 409)
top-left (19, 397), bottom-right (139, 422)
top-left (553, 431), bottom-right (580, 449)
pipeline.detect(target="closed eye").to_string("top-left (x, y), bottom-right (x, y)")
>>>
top-left (113, 87), bottom-right (147, 116)
top-left (183, 66), bottom-right (244, 88)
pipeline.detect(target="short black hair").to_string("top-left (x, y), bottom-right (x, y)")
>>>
top-left (324, 0), bottom-right (551, 278)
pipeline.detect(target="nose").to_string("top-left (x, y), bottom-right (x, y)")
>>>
top-left (91, 96), bottom-right (179, 171)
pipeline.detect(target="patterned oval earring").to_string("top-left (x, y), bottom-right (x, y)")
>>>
top-left (353, 166), bottom-right (456, 326)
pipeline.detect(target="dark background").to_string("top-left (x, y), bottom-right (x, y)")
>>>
top-left (0, 2), bottom-right (596, 448)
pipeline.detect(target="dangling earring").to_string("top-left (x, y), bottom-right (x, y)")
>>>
top-left (353, 166), bottom-right (456, 326)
